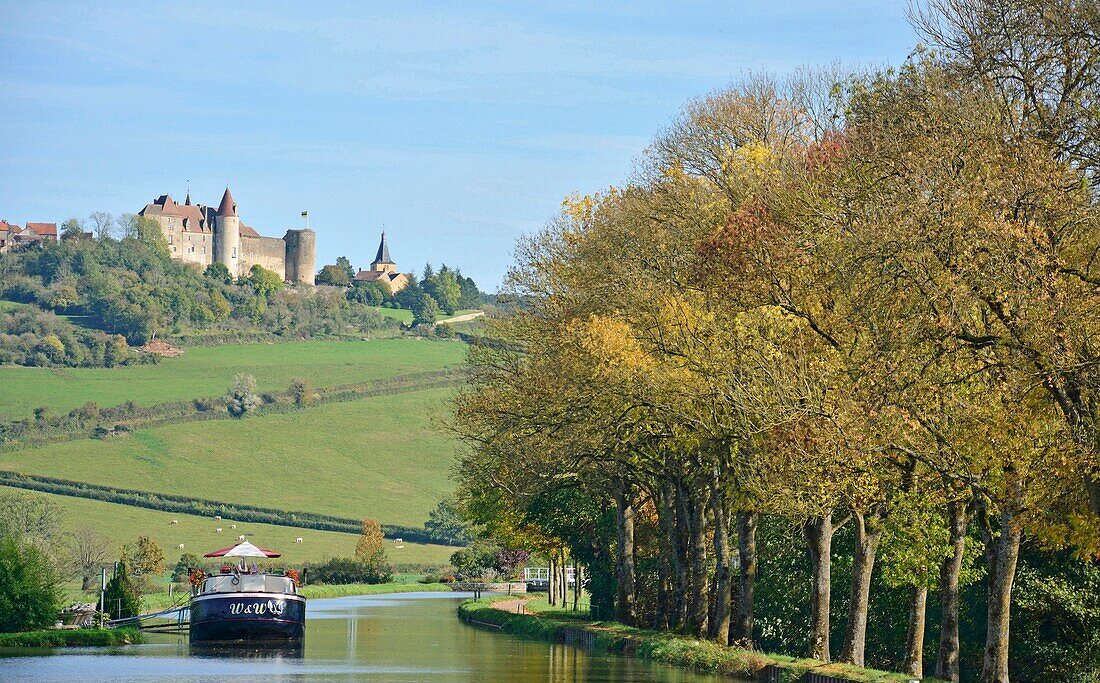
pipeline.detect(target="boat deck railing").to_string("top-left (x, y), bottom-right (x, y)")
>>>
top-left (197, 573), bottom-right (298, 596)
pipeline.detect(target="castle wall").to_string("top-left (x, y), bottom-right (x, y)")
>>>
top-left (240, 234), bottom-right (287, 281)
top-left (283, 229), bottom-right (316, 286)
top-left (152, 216), bottom-right (211, 269)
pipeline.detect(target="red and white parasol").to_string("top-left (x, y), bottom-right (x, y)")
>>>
top-left (203, 540), bottom-right (282, 558)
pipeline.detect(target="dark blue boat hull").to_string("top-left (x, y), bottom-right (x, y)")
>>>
top-left (189, 593), bottom-right (305, 642)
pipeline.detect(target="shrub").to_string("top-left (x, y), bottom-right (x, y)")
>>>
top-left (226, 373), bottom-right (261, 418)
top-left (287, 379), bottom-right (313, 407)
top-left (0, 535), bottom-right (62, 633)
top-left (103, 561), bottom-right (141, 620)
top-left (306, 557), bottom-right (392, 585)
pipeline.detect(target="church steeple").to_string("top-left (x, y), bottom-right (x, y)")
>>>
top-left (372, 232), bottom-right (394, 266)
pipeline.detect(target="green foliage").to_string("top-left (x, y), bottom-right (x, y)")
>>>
top-left (424, 497), bottom-right (472, 545)
top-left (1010, 549), bottom-right (1100, 683)
top-left (0, 535), bottom-right (62, 632)
top-left (103, 561), bottom-right (141, 620)
top-left (204, 262), bottom-right (231, 284)
top-left (0, 306), bottom-right (143, 368)
top-left (226, 373), bottom-right (260, 417)
top-left (347, 280), bottom-right (389, 306)
top-left (449, 538), bottom-right (503, 578)
top-left (171, 553), bottom-right (204, 581)
top-left (422, 265), bottom-right (461, 315)
top-left (335, 256), bottom-right (355, 282)
top-left (121, 535), bottom-right (166, 576)
top-left (354, 519), bottom-right (391, 579)
top-left (316, 264), bottom-right (351, 287)
top-left (247, 264), bottom-right (283, 298)
top-left (411, 293), bottom-right (439, 326)
top-left (0, 490), bottom-right (63, 544)
top-left (0, 231), bottom-right (395, 358)
top-left (306, 557), bottom-right (392, 585)
top-left (0, 627), bottom-right (142, 647)
top-left (287, 378), bottom-right (313, 406)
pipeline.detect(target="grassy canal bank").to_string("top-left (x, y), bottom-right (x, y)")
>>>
top-left (0, 628), bottom-right (143, 648)
top-left (458, 598), bottom-right (943, 683)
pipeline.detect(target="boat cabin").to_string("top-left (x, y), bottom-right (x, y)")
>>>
top-left (197, 573), bottom-right (298, 596)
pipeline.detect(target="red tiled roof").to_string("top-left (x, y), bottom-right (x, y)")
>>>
top-left (217, 187), bottom-right (238, 217)
top-left (25, 222), bottom-right (57, 237)
top-left (0, 220), bottom-right (18, 233)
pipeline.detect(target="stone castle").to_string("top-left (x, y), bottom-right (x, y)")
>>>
top-left (139, 187), bottom-right (315, 285)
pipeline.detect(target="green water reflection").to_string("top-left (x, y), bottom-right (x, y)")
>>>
top-left (0, 592), bottom-right (743, 682)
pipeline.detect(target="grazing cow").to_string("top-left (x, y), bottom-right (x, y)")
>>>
top-left (230, 524), bottom-right (237, 529)
top-left (170, 520), bottom-right (178, 525)
top-left (237, 535), bottom-right (246, 541)
top-left (215, 515), bottom-right (221, 521)
top-left (178, 543), bottom-right (185, 549)
top-left (295, 537), bottom-right (303, 544)
top-left (216, 528), bottom-right (223, 534)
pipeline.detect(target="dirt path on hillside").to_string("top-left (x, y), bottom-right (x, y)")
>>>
top-left (438, 311), bottom-right (485, 324)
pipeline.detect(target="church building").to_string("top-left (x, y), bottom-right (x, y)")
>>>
top-left (353, 232), bottom-right (412, 294)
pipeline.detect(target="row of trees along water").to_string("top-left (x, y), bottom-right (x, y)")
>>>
top-left (452, 2), bottom-right (1100, 683)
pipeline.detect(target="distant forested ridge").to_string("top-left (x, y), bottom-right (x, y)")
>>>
top-left (0, 215), bottom-right (396, 367)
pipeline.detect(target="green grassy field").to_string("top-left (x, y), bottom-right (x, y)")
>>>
top-left (6, 486), bottom-right (456, 566)
top-left (0, 387), bottom-right (458, 527)
top-left (0, 337), bottom-right (466, 421)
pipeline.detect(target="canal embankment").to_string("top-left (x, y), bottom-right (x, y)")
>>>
top-left (458, 598), bottom-right (943, 683)
top-left (0, 628), bottom-right (143, 648)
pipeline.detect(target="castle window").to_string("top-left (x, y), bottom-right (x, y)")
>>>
top-left (232, 247), bottom-right (237, 258)
top-left (168, 235), bottom-right (173, 244)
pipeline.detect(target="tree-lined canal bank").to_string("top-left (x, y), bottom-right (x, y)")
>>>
top-left (458, 598), bottom-right (927, 683)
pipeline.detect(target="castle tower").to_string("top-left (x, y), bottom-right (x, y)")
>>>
top-left (371, 232), bottom-right (396, 274)
top-left (283, 228), bottom-right (317, 286)
top-left (214, 187), bottom-right (241, 277)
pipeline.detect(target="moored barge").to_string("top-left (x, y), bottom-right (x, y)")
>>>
top-left (189, 541), bottom-right (305, 643)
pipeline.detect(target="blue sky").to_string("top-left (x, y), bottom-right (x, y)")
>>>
top-left (0, 1), bottom-right (917, 289)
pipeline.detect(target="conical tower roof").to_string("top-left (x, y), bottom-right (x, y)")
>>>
top-left (217, 187), bottom-right (238, 217)
top-left (373, 232), bottom-right (394, 265)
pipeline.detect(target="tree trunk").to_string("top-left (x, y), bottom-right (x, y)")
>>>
top-left (981, 506), bottom-right (1023, 683)
top-left (904, 584), bottom-right (928, 678)
top-left (82, 574), bottom-right (96, 591)
top-left (936, 498), bottom-right (969, 683)
top-left (654, 484), bottom-right (675, 630)
top-left (735, 511), bottom-right (758, 647)
top-left (803, 512), bottom-right (834, 662)
top-left (673, 484), bottom-right (691, 630)
top-left (614, 487), bottom-right (637, 625)
top-left (709, 490), bottom-right (732, 644)
top-left (574, 562), bottom-right (582, 612)
top-left (840, 506), bottom-right (885, 666)
top-left (685, 492), bottom-right (710, 637)
top-left (549, 555), bottom-right (557, 607)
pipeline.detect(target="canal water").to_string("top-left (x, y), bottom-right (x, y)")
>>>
top-left (0, 592), bottom-right (742, 682)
